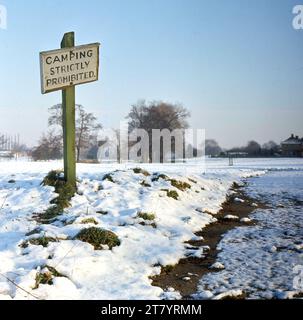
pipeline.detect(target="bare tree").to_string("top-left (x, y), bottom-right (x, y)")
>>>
top-left (245, 140), bottom-right (262, 156)
top-left (0, 134), bottom-right (8, 150)
top-left (48, 104), bottom-right (102, 162)
top-left (31, 131), bottom-right (62, 161)
top-left (205, 139), bottom-right (222, 157)
top-left (127, 100), bottom-right (190, 162)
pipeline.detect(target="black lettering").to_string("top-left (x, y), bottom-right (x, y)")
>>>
top-left (46, 57), bottom-right (52, 65)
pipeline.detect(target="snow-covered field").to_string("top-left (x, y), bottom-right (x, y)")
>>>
top-left (0, 158), bottom-right (302, 300)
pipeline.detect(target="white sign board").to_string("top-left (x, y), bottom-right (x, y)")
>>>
top-left (40, 43), bottom-right (100, 94)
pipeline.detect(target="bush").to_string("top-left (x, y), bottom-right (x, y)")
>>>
top-left (32, 131), bottom-right (62, 161)
top-left (74, 227), bottom-right (120, 250)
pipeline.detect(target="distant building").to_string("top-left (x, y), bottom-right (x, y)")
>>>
top-left (281, 134), bottom-right (303, 157)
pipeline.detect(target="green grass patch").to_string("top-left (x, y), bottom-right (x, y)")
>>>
top-left (133, 168), bottom-right (150, 176)
top-left (137, 212), bottom-right (156, 221)
top-left (166, 190), bottom-right (179, 200)
top-left (21, 236), bottom-right (58, 248)
top-left (170, 179), bottom-right (191, 191)
top-left (74, 227), bottom-right (120, 250)
top-left (81, 218), bottom-right (98, 225)
top-left (37, 170), bottom-right (76, 222)
top-left (34, 266), bottom-right (64, 289)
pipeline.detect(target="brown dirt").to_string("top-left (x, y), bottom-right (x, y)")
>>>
top-left (151, 181), bottom-right (269, 299)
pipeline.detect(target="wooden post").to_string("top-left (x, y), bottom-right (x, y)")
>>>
top-left (61, 32), bottom-right (76, 187)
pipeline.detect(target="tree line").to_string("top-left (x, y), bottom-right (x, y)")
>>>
top-left (31, 100), bottom-right (190, 162)
top-left (31, 101), bottom-right (281, 161)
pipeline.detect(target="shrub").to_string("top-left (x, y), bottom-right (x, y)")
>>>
top-left (74, 227), bottom-right (120, 250)
top-left (42, 170), bottom-right (64, 188)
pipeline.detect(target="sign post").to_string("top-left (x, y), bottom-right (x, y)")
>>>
top-left (40, 32), bottom-right (100, 187)
top-left (61, 32), bottom-right (76, 187)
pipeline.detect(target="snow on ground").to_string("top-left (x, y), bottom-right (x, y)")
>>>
top-left (0, 158), bottom-right (301, 300)
top-left (195, 169), bottom-right (303, 300)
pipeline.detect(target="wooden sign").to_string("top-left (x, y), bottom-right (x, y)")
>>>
top-left (40, 42), bottom-right (100, 94)
top-left (40, 32), bottom-right (100, 187)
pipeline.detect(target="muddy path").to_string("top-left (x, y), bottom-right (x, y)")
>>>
top-left (151, 181), bottom-right (269, 299)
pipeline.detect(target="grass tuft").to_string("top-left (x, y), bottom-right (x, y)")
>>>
top-left (37, 170), bottom-right (76, 222)
top-left (74, 227), bottom-right (120, 250)
top-left (21, 236), bottom-right (58, 248)
top-left (137, 212), bottom-right (156, 221)
top-left (166, 190), bottom-right (179, 200)
top-left (133, 168), bottom-right (150, 176)
top-left (34, 266), bottom-right (64, 289)
top-left (170, 179), bottom-right (191, 191)
top-left (81, 218), bottom-right (98, 225)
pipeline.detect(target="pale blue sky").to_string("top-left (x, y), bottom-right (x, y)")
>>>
top-left (0, 0), bottom-right (302, 148)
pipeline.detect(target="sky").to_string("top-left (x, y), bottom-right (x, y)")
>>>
top-left (0, 0), bottom-right (302, 149)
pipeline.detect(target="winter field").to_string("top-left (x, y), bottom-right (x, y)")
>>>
top-left (0, 158), bottom-right (302, 300)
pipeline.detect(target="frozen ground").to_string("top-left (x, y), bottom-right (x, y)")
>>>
top-left (0, 158), bottom-right (302, 300)
top-left (195, 169), bottom-right (303, 300)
